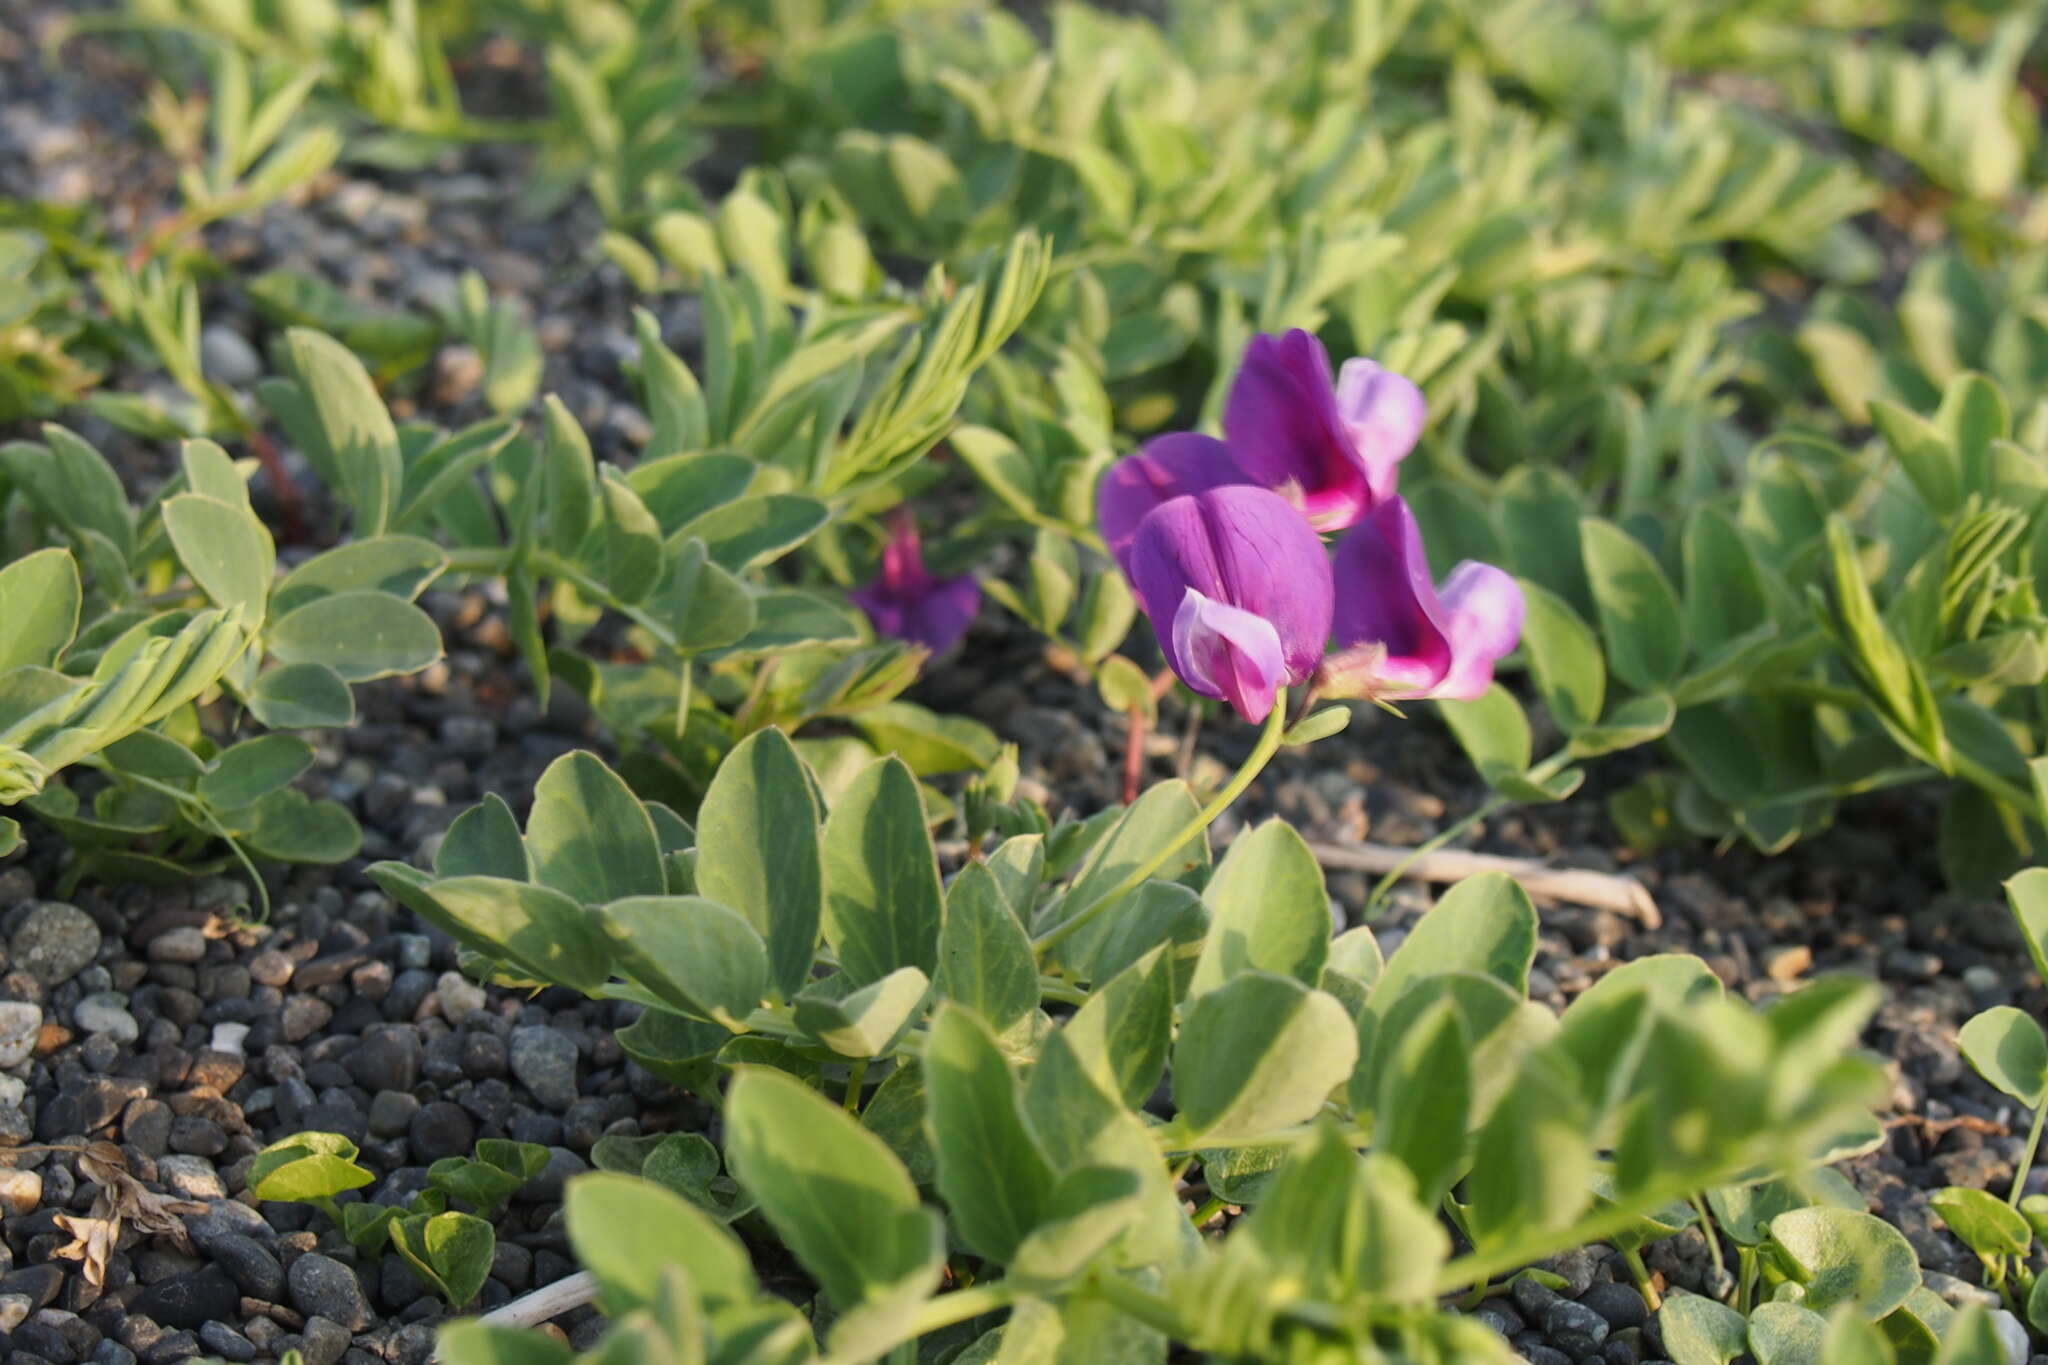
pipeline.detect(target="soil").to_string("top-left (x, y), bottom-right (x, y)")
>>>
top-left (0, 6), bottom-right (2040, 1364)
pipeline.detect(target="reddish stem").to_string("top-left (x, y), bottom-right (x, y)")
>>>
top-left (1122, 706), bottom-right (1146, 805)
top-left (246, 429), bottom-right (307, 545)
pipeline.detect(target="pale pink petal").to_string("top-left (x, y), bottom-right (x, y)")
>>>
top-left (1433, 562), bottom-right (1525, 700)
top-left (1334, 358), bottom-right (1426, 504)
top-left (1172, 586), bottom-right (1287, 722)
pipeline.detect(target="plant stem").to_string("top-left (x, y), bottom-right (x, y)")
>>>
top-left (1623, 1248), bottom-right (1662, 1310)
top-left (1362, 794), bottom-right (1506, 917)
top-left (1083, 1270), bottom-right (1188, 1338)
top-left (1034, 692), bottom-right (1289, 959)
top-left (900, 1283), bottom-right (1014, 1341)
top-left (1188, 1196), bottom-right (1226, 1229)
top-left (844, 1058), bottom-right (868, 1116)
top-left (2012, 1099), bottom-right (2048, 1206)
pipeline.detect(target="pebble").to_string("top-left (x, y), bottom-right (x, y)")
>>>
top-left (1543, 1298), bottom-right (1610, 1355)
top-left (298, 1316), bottom-right (352, 1365)
top-left (209, 1023), bottom-right (249, 1056)
top-left (246, 952), bottom-right (294, 989)
top-left (435, 971), bottom-right (487, 1022)
top-left (1580, 1282), bottom-right (1648, 1331)
top-left (1763, 944), bottom-right (1812, 983)
top-left (288, 1254), bottom-right (374, 1333)
top-left (205, 1236), bottom-right (284, 1303)
top-left (368, 1090), bottom-right (422, 1140)
top-left (280, 996), bottom-right (333, 1042)
top-left (349, 1026), bottom-right (421, 1093)
top-left (146, 928), bottom-right (206, 966)
top-left (0, 1001), bottom-right (39, 1066)
top-left (155, 1156), bottom-right (224, 1200)
top-left (73, 993), bottom-right (138, 1043)
top-left (509, 1027), bottom-right (579, 1111)
top-left (409, 1101), bottom-right (474, 1161)
top-left (11, 903), bottom-right (100, 986)
top-left (132, 1266), bottom-right (239, 1331)
top-left (197, 326), bottom-right (261, 387)
top-left (195, 1321), bottom-right (256, 1363)
top-left (1990, 1310), bottom-right (2028, 1365)
top-left (0, 1292), bottom-right (29, 1330)
top-left (0, 1168), bottom-right (40, 1215)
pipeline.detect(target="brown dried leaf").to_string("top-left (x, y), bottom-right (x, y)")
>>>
top-left (51, 1213), bottom-right (119, 1287)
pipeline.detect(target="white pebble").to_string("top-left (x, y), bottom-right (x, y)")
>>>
top-left (210, 1022), bottom-right (251, 1056)
top-left (158, 1155), bottom-right (227, 1201)
top-left (435, 970), bottom-right (488, 1022)
top-left (0, 1169), bottom-right (41, 1216)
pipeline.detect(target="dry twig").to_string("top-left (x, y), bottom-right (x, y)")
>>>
top-left (1304, 840), bottom-right (1662, 928)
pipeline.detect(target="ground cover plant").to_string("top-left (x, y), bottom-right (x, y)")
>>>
top-left (8, 1), bottom-right (2048, 1364)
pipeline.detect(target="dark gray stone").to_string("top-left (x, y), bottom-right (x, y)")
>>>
top-left (288, 1254), bottom-right (374, 1333)
top-left (132, 1267), bottom-right (239, 1331)
top-left (206, 1233), bottom-right (284, 1302)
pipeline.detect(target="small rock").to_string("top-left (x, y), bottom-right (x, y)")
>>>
top-left (368, 1091), bottom-right (421, 1140)
top-left (1543, 1298), bottom-right (1610, 1356)
top-left (155, 1156), bottom-right (224, 1201)
top-left (0, 1292), bottom-right (29, 1330)
top-left (147, 928), bottom-right (207, 966)
top-left (1472, 1302), bottom-right (1524, 1339)
top-left (132, 1266), bottom-right (239, 1330)
top-left (509, 1028), bottom-right (579, 1111)
top-left (206, 1235), bottom-right (284, 1303)
top-left (280, 996), bottom-right (333, 1042)
top-left (298, 1316), bottom-right (351, 1365)
top-left (409, 1100), bottom-right (474, 1161)
top-left (73, 992), bottom-right (138, 1043)
top-left (11, 904), bottom-right (100, 986)
top-left (209, 1023), bottom-right (249, 1056)
top-left (0, 1168), bottom-right (40, 1215)
top-left (348, 1026), bottom-right (420, 1093)
top-left (1990, 1309), bottom-right (2028, 1365)
top-left (1511, 1276), bottom-right (1563, 1322)
top-left (1763, 945), bottom-right (1812, 984)
top-left (288, 1254), bottom-right (373, 1332)
top-left (246, 952), bottom-right (294, 989)
top-left (1924, 1271), bottom-right (2001, 1310)
top-left (432, 344), bottom-right (486, 405)
top-left (0, 1001), bottom-right (39, 1066)
top-left (434, 971), bottom-right (486, 1022)
top-left (1580, 1282), bottom-right (1648, 1331)
top-left (195, 1321), bottom-right (255, 1363)
top-left (198, 326), bottom-right (261, 388)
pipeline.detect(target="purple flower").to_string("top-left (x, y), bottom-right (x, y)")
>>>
top-left (1223, 329), bottom-right (1426, 531)
top-left (851, 514), bottom-right (980, 654)
top-left (1096, 432), bottom-right (1246, 573)
top-left (1317, 497), bottom-right (1523, 702)
top-left (1125, 485), bottom-right (1335, 723)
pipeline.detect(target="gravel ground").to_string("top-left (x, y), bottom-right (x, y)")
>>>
top-left (3, 7), bottom-right (2044, 1364)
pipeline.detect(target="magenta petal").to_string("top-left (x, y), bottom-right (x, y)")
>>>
top-left (1172, 587), bottom-right (1286, 722)
top-left (1223, 329), bottom-right (1373, 531)
top-left (1128, 485), bottom-right (1334, 695)
top-left (1328, 497), bottom-right (1453, 696)
top-left (1334, 358), bottom-right (1426, 504)
top-left (1433, 562), bottom-right (1524, 700)
top-left (1097, 433), bottom-right (1246, 571)
top-left (850, 583), bottom-right (908, 641)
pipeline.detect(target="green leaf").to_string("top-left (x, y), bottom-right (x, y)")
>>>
top-left (1929, 1186), bottom-right (2032, 1262)
top-left (427, 1155), bottom-right (532, 1214)
top-left (1372, 872), bottom-right (1538, 1009)
top-left (664, 537), bottom-right (758, 653)
top-left (936, 861), bottom-right (1040, 1033)
top-left (434, 1323), bottom-right (573, 1365)
top-left (270, 536), bottom-right (445, 616)
top-left (793, 967), bottom-right (929, 1058)
top-left (267, 591), bottom-right (441, 681)
top-left (1463, 1051), bottom-right (1591, 1250)
top-left (436, 794), bottom-right (531, 880)
top-left (1683, 507), bottom-right (1771, 657)
top-left (1957, 1006), bottom-right (2048, 1107)
top-left (1519, 579), bottom-right (1605, 732)
top-left (1935, 1306), bottom-right (2009, 1365)
top-left (925, 1005), bottom-right (1057, 1263)
top-left (237, 790), bottom-right (360, 863)
top-left (600, 471), bottom-right (663, 605)
top-left (526, 750), bottom-right (666, 905)
top-left (1188, 818), bottom-right (1330, 998)
top-left (412, 875), bottom-right (612, 994)
top-left (0, 549), bottom-right (80, 672)
top-left (1172, 973), bottom-right (1357, 1145)
top-left (563, 1173), bottom-right (757, 1314)
top-left (1063, 946), bottom-right (1174, 1110)
top-left (1374, 1000), bottom-right (1472, 1207)
top-left (601, 896), bottom-right (768, 1028)
top-left (724, 1067), bottom-right (941, 1312)
top-left (1045, 780), bottom-right (1206, 962)
top-left (631, 310), bottom-right (709, 458)
top-left (248, 1131), bottom-right (374, 1203)
top-left (163, 493), bottom-right (274, 620)
top-left (246, 661), bottom-right (354, 729)
top-left (283, 328), bottom-right (403, 534)
top-left (822, 757), bottom-right (945, 984)
top-left (677, 494), bottom-right (829, 572)
top-left (851, 701), bottom-right (1001, 775)
top-left (1820, 1306), bottom-right (1896, 1365)
top-left (1770, 1206), bottom-right (1920, 1319)
top-left (1658, 1291), bottom-right (1751, 1365)
top-left (1438, 684), bottom-right (1533, 789)
top-left (1750, 1301), bottom-right (1829, 1365)
top-left (1822, 516), bottom-right (1948, 769)
top-left (1870, 397), bottom-right (1962, 517)
top-left (1582, 518), bottom-right (1686, 692)
top-left (2003, 868), bottom-right (2048, 991)
top-left (199, 735), bottom-right (313, 810)
top-left (694, 728), bottom-right (824, 999)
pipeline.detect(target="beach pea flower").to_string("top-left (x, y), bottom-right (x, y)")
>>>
top-left (1125, 485), bottom-right (1335, 723)
top-left (1097, 432), bottom-right (1246, 573)
top-left (850, 513), bottom-right (980, 654)
top-left (1223, 329), bottom-right (1425, 531)
top-left (1317, 497), bottom-right (1523, 702)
